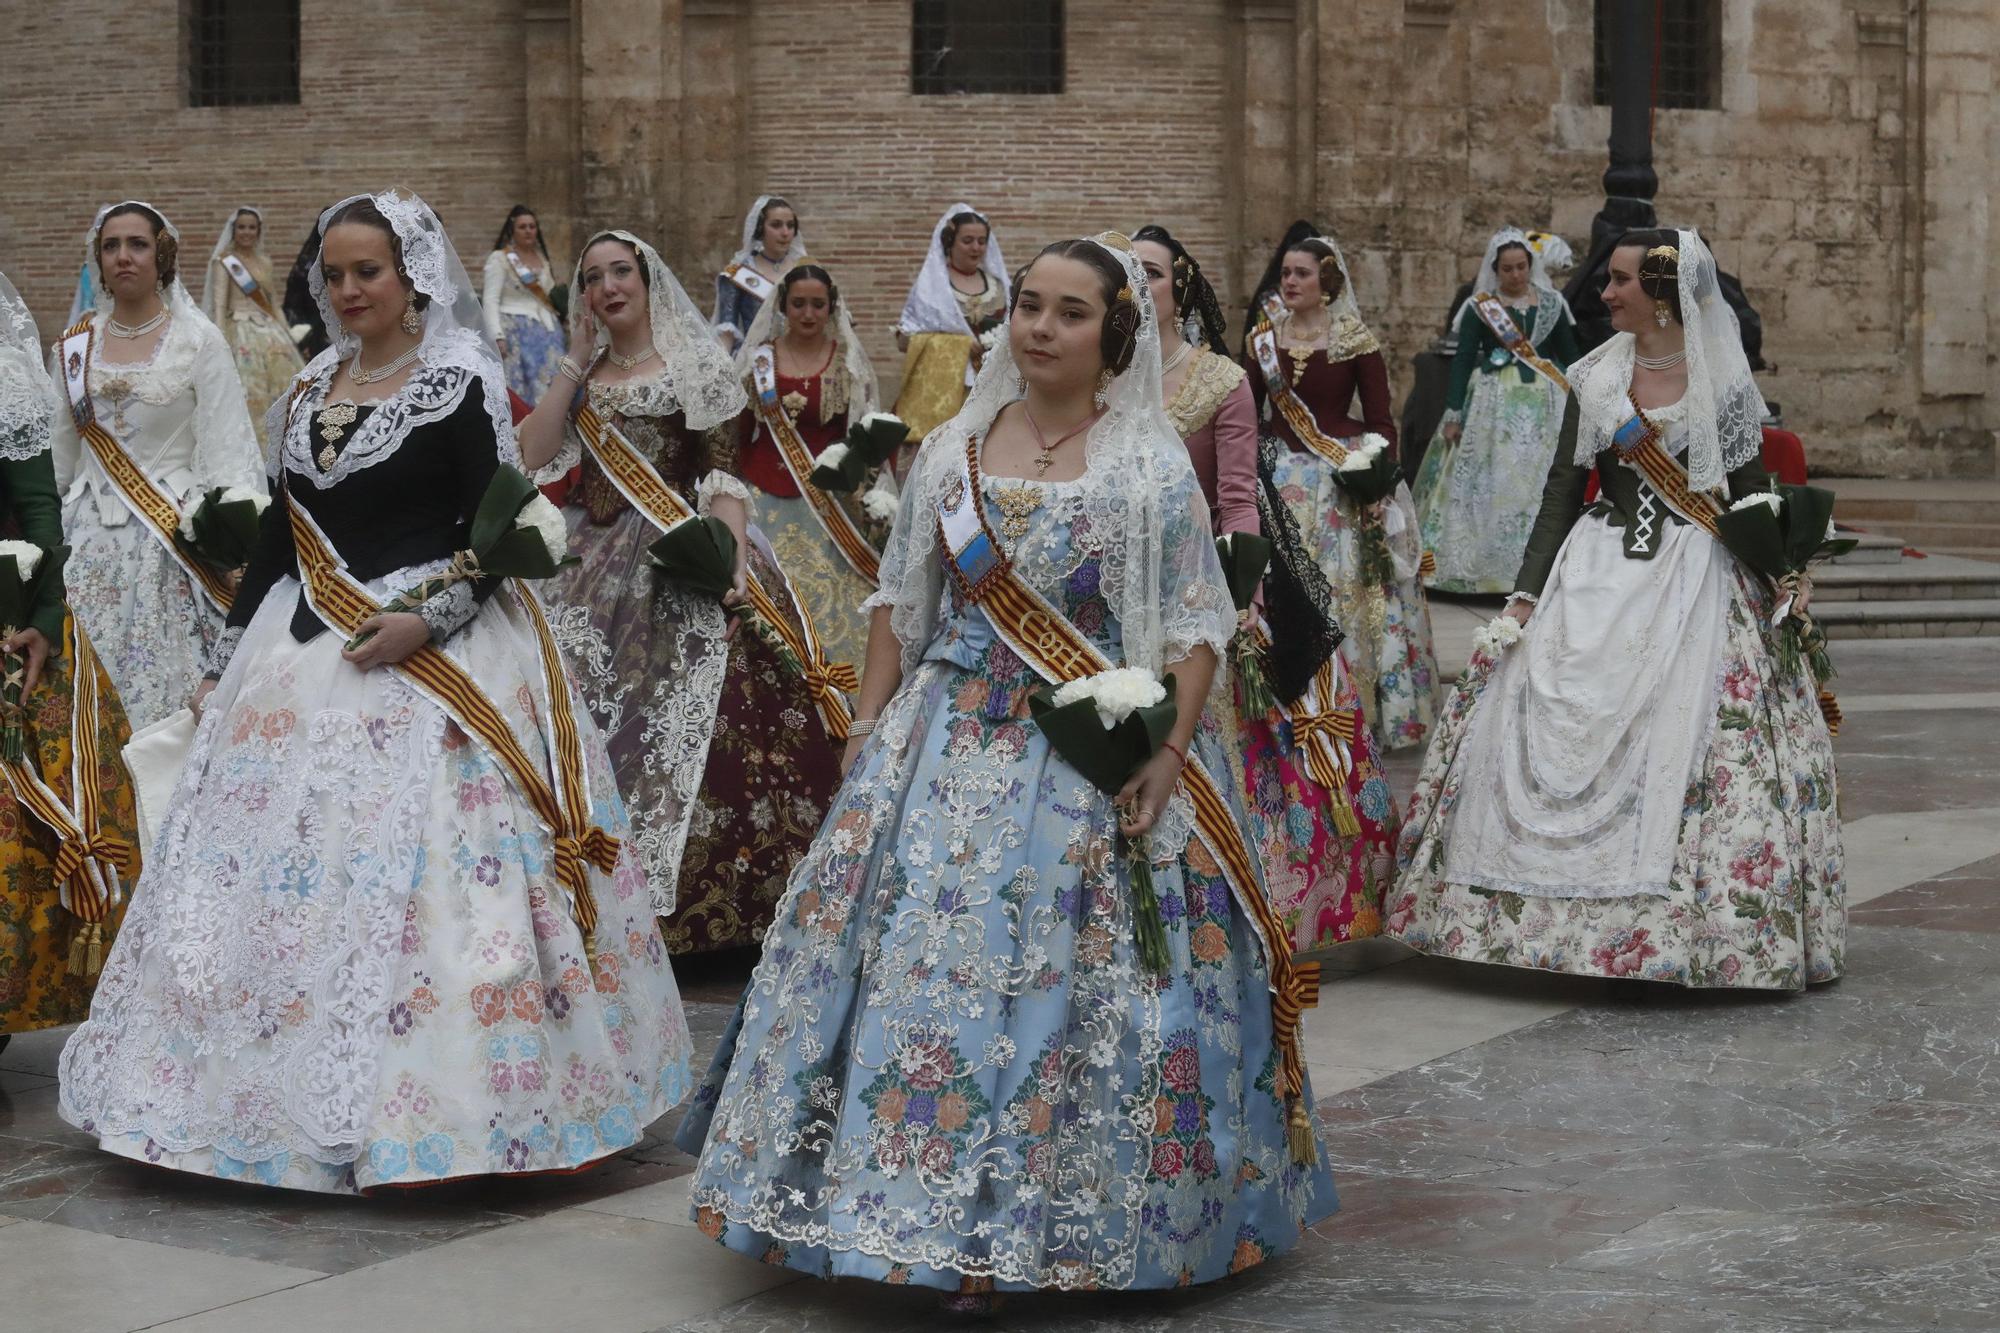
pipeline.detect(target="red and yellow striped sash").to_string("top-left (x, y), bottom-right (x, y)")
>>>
top-left (750, 351), bottom-right (882, 585)
top-left (286, 495), bottom-right (617, 956)
top-left (506, 251), bottom-right (561, 317)
top-left (572, 402), bottom-right (856, 740)
top-left (1617, 429), bottom-right (1724, 539)
top-left (1469, 292), bottom-right (1571, 394)
top-left (2, 617), bottom-right (134, 927)
top-left (952, 440), bottom-right (1320, 1148)
top-left (58, 316), bottom-right (235, 613)
top-left (1250, 320), bottom-right (1349, 468)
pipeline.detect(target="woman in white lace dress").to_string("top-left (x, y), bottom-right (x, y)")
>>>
top-left (47, 202), bottom-right (266, 730)
top-left (59, 190), bottom-right (693, 1193)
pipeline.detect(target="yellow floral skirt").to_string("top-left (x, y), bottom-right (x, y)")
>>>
top-left (0, 613), bottom-right (140, 1034)
top-left (892, 332), bottom-right (978, 445)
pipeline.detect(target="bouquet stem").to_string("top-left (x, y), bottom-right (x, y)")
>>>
top-left (1, 625), bottom-right (25, 764)
top-left (1232, 636), bottom-right (1277, 718)
top-left (1123, 832), bottom-right (1171, 975)
top-left (346, 571), bottom-right (467, 651)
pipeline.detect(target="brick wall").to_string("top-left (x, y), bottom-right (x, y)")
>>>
top-left (0, 0), bottom-right (529, 350)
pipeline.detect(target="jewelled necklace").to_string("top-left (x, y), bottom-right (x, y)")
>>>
top-left (1635, 348), bottom-right (1687, 371)
top-left (351, 344), bottom-right (422, 384)
top-left (1024, 406), bottom-right (1103, 478)
top-left (1160, 341), bottom-right (1195, 378)
top-left (107, 308), bottom-right (168, 339)
top-left (607, 345), bottom-right (657, 371)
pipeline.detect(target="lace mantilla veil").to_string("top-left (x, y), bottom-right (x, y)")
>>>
top-left (1276, 233), bottom-right (1380, 362)
top-left (199, 205), bottom-right (271, 323)
top-left (1449, 224), bottom-right (1574, 331)
top-left (733, 263), bottom-right (880, 421)
top-left (1566, 228), bottom-right (1765, 491)
top-left (869, 231), bottom-right (1235, 683)
top-left (285, 189), bottom-right (517, 484)
top-left (726, 195), bottom-right (808, 273)
top-left (569, 229), bottom-right (747, 433)
top-left (896, 202), bottom-right (1012, 337)
top-left (0, 269), bottom-right (55, 462)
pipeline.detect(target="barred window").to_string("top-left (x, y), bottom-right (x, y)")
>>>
top-left (188, 0), bottom-right (301, 108)
top-left (912, 0), bottom-right (1064, 96)
top-left (1592, 0), bottom-right (1720, 111)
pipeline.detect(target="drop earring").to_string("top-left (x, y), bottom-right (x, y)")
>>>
top-left (1653, 300), bottom-right (1672, 329)
top-left (401, 295), bottom-right (423, 335)
top-left (1094, 368), bottom-right (1114, 409)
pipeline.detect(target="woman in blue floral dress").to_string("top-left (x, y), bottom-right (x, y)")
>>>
top-left (677, 233), bottom-right (1335, 1305)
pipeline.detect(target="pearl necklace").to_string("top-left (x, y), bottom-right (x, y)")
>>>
top-left (1160, 341), bottom-right (1195, 377)
top-left (607, 345), bottom-right (657, 371)
top-left (350, 343), bottom-right (423, 384)
top-left (107, 308), bottom-right (168, 339)
top-left (1635, 348), bottom-right (1687, 371)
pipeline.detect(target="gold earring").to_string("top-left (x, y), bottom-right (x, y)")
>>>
top-left (1653, 299), bottom-right (1672, 329)
top-left (1094, 367), bottom-right (1114, 409)
top-left (401, 296), bottom-right (423, 335)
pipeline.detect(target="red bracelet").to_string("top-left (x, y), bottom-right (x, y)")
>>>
top-left (1162, 739), bottom-right (1187, 767)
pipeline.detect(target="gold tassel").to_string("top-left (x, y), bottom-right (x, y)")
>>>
top-left (1329, 785), bottom-right (1362, 839)
top-left (1817, 689), bottom-right (1842, 737)
top-left (1286, 1096), bottom-right (1317, 1165)
top-left (67, 925), bottom-right (89, 977)
top-left (85, 923), bottom-right (104, 978)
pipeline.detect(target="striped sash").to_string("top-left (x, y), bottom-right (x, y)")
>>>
top-left (570, 401), bottom-right (855, 740)
top-left (1469, 292), bottom-right (1570, 393)
top-left (506, 251), bottom-right (560, 316)
top-left (58, 316), bottom-right (236, 613)
top-left (750, 346), bottom-right (882, 584)
top-left (937, 437), bottom-right (1321, 1160)
top-left (220, 254), bottom-right (283, 325)
top-left (1, 616), bottom-right (133, 934)
top-left (1610, 399), bottom-right (1725, 538)
top-left (285, 493), bottom-right (618, 957)
top-left (1250, 320), bottom-right (1348, 467)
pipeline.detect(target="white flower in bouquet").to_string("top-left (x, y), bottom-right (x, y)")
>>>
top-left (813, 441), bottom-right (851, 471)
top-left (218, 485), bottom-right (270, 513)
top-left (859, 411), bottom-right (903, 432)
top-left (979, 325), bottom-right (1007, 355)
top-left (861, 482), bottom-right (899, 523)
top-left (0, 540), bottom-right (42, 581)
top-left (518, 493), bottom-right (570, 563)
top-left (1729, 491), bottom-right (1783, 515)
top-left (1471, 615), bottom-right (1523, 657)
top-left (1052, 666), bottom-right (1167, 730)
top-left (1339, 434), bottom-right (1389, 473)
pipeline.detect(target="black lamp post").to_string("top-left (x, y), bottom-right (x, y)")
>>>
top-left (1567, 0), bottom-right (1660, 353)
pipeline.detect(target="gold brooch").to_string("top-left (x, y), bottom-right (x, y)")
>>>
top-left (1645, 244), bottom-right (1680, 264)
top-left (993, 483), bottom-right (1040, 540)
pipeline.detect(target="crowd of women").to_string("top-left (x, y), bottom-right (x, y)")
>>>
top-left (0, 186), bottom-right (1843, 1310)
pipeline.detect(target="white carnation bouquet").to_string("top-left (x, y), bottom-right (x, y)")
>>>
top-left (811, 410), bottom-right (911, 493)
top-left (176, 484), bottom-right (271, 571)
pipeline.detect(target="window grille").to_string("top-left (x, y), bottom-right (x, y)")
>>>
top-left (188, 0), bottom-right (301, 108)
top-left (912, 0), bottom-right (1064, 96)
top-left (1592, 0), bottom-right (1720, 111)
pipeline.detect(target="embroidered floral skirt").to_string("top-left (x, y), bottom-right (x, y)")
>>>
top-left (58, 572), bottom-right (693, 1192)
top-left (675, 628), bottom-right (1336, 1291)
top-left (1265, 445), bottom-right (1438, 751)
top-left (891, 332), bottom-right (976, 446)
top-left (500, 313), bottom-right (564, 407)
top-left (0, 612), bottom-right (139, 1035)
top-left (668, 526), bottom-right (843, 955)
top-left (228, 311), bottom-right (306, 466)
top-left (1386, 543), bottom-right (1846, 990)
top-left (1413, 373), bottom-right (1565, 594)
top-left (1222, 662), bottom-right (1400, 954)
top-left (549, 504), bottom-right (731, 920)
top-left (61, 502), bottom-right (222, 733)
top-left (749, 489), bottom-right (876, 678)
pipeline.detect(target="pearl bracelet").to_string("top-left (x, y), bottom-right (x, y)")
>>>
top-left (848, 718), bottom-right (878, 738)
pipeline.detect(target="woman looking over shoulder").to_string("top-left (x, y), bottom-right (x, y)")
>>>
top-left (1386, 229), bottom-right (1844, 990)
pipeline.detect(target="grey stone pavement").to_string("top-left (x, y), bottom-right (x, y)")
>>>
top-left (3, 633), bottom-right (1997, 1332)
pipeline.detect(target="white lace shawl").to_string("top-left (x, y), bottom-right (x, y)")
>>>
top-left (733, 268), bottom-right (881, 421)
top-left (896, 203), bottom-right (1012, 337)
top-left (569, 229), bottom-right (746, 432)
top-left (866, 234), bottom-right (1235, 680)
top-left (310, 189), bottom-right (496, 363)
top-left (1449, 225), bottom-right (1575, 334)
top-left (0, 268), bottom-right (54, 462)
top-left (1567, 229), bottom-right (1765, 490)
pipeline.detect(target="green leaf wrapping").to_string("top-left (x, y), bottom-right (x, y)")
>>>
top-left (467, 465), bottom-right (541, 554)
top-left (1214, 533), bottom-right (1272, 612)
top-left (1713, 503), bottom-right (1788, 583)
top-left (183, 490), bottom-right (265, 570)
top-left (646, 515), bottom-right (740, 601)
top-left (1027, 673), bottom-right (1179, 797)
top-left (1331, 448), bottom-right (1401, 507)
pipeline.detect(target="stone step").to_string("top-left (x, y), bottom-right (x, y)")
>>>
top-left (1813, 551), bottom-right (2000, 602)
top-left (1839, 518), bottom-right (2000, 552)
top-left (1830, 530), bottom-right (1905, 565)
top-left (1817, 597), bottom-right (2000, 640)
top-left (1835, 495), bottom-right (2000, 527)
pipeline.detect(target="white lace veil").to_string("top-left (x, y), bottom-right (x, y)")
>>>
top-left (870, 232), bottom-right (1234, 679)
top-left (1567, 228), bottom-right (1765, 491)
top-left (1450, 225), bottom-right (1573, 331)
top-left (896, 203), bottom-right (1012, 337)
top-left (0, 269), bottom-right (55, 461)
top-left (82, 200), bottom-right (217, 379)
top-left (199, 205), bottom-right (270, 322)
top-left (308, 189), bottom-right (492, 363)
top-left (727, 195), bottom-right (808, 271)
top-left (570, 229), bottom-right (746, 432)
top-left (1291, 233), bottom-right (1380, 360)
top-left (732, 262), bottom-right (880, 420)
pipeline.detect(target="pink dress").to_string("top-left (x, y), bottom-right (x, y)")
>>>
top-left (1169, 349), bottom-right (1400, 949)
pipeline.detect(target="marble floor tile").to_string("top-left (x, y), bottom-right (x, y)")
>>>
top-left (1840, 807), bottom-right (2000, 906)
top-left (581, 1171), bottom-right (697, 1228)
top-left (0, 1217), bottom-right (320, 1333)
top-left (1833, 709), bottom-right (2000, 821)
top-left (0, 1023), bottom-right (67, 1078)
top-left (1849, 853), bottom-right (2000, 931)
top-left (152, 1208), bottom-right (798, 1332)
top-left (1299, 955), bottom-right (1598, 1076)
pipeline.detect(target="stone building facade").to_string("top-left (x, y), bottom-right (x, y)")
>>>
top-left (2, 0), bottom-right (1992, 477)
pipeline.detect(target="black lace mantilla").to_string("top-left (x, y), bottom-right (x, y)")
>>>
top-left (1255, 432), bottom-right (1344, 705)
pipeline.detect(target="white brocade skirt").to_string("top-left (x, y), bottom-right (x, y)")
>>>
top-left (58, 571), bottom-right (694, 1194)
top-left (1439, 515), bottom-right (1727, 898)
top-left (61, 501), bottom-right (222, 732)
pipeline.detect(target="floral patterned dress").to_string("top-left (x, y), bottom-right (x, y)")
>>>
top-left (1388, 403), bottom-right (1845, 989)
top-left (213, 251), bottom-right (306, 464)
top-left (548, 379), bottom-right (841, 954)
top-left (676, 456), bottom-right (1335, 1292)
